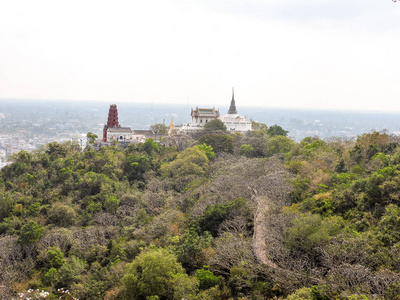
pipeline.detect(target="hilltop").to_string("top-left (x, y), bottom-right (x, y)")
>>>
top-left (1, 124), bottom-right (400, 299)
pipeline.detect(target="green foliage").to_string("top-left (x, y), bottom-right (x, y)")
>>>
top-left (196, 198), bottom-right (250, 237)
top-left (3, 131), bottom-right (400, 299)
top-left (198, 133), bottom-right (234, 153)
top-left (335, 158), bottom-right (347, 173)
top-left (47, 247), bottom-right (65, 268)
top-left (0, 192), bottom-right (14, 222)
top-left (301, 137), bottom-right (327, 155)
top-left (44, 267), bottom-right (58, 285)
top-left (385, 283), bottom-right (400, 300)
top-left (251, 121), bottom-right (268, 132)
top-left (267, 124), bottom-right (288, 137)
top-left (87, 132), bottom-right (98, 144)
top-left (310, 286), bottom-right (329, 300)
top-left (204, 119), bottom-right (227, 131)
top-left (377, 204), bottom-right (400, 246)
top-left (141, 138), bottom-right (159, 155)
top-left (346, 295), bottom-right (369, 300)
top-left (240, 144), bottom-right (254, 157)
top-left (161, 146), bottom-right (209, 179)
top-left (123, 247), bottom-right (187, 299)
top-left (266, 135), bottom-right (295, 157)
top-left (286, 213), bottom-right (345, 253)
top-left (286, 287), bottom-right (313, 300)
top-left (175, 230), bottom-right (213, 272)
top-left (171, 273), bottom-right (199, 300)
top-left (195, 143), bottom-right (215, 160)
top-left (195, 266), bottom-right (221, 290)
top-left (227, 265), bottom-right (254, 297)
top-left (18, 220), bottom-right (44, 244)
top-left (124, 152), bottom-right (153, 182)
top-left (57, 256), bottom-right (88, 287)
top-left (105, 195), bottom-right (120, 213)
top-left (47, 203), bottom-right (77, 227)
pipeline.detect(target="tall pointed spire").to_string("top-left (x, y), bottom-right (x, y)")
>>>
top-left (227, 87), bottom-right (237, 114)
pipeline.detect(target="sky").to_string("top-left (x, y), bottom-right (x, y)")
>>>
top-left (0, 0), bottom-right (400, 112)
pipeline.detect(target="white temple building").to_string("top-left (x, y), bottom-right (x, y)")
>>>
top-left (178, 89), bottom-right (252, 133)
top-left (105, 127), bottom-right (133, 142)
top-left (219, 89), bottom-right (252, 132)
top-left (190, 107), bottom-right (220, 127)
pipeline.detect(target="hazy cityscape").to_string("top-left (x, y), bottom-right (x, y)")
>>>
top-left (1, 99), bottom-right (400, 166)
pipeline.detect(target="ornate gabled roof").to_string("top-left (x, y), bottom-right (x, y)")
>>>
top-left (191, 107), bottom-right (220, 117)
top-left (227, 88), bottom-right (238, 115)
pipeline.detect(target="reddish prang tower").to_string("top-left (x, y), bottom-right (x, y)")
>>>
top-left (103, 104), bottom-right (121, 142)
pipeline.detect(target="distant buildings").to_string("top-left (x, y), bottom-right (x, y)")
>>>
top-left (99, 104), bottom-right (165, 147)
top-left (132, 130), bottom-right (158, 143)
top-left (190, 107), bottom-right (220, 126)
top-left (102, 104), bottom-right (133, 142)
top-left (219, 88), bottom-right (252, 132)
top-left (181, 88), bottom-right (252, 132)
top-left (98, 89), bottom-right (252, 147)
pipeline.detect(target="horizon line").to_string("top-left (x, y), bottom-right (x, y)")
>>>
top-left (0, 97), bottom-right (399, 115)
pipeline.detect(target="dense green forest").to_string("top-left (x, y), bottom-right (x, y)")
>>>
top-left (1, 125), bottom-right (400, 299)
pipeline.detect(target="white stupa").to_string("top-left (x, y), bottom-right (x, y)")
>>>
top-left (219, 88), bottom-right (252, 132)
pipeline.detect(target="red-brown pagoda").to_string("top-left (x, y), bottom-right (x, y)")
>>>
top-left (102, 104), bottom-right (121, 142)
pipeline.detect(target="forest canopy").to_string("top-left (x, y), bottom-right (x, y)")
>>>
top-left (1, 127), bottom-right (400, 299)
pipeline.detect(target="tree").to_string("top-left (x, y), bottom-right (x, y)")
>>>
top-left (86, 132), bottom-right (98, 144)
top-left (240, 144), bottom-right (254, 157)
top-left (198, 133), bottom-right (234, 153)
top-left (18, 220), bottom-right (45, 244)
top-left (196, 198), bottom-right (250, 237)
top-left (140, 138), bottom-right (159, 155)
top-left (285, 213), bottom-right (344, 260)
top-left (195, 266), bottom-right (222, 290)
top-left (267, 124), bottom-right (288, 137)
top-left (104, 195), bottom-right (120, 213)
top-left (195, 143), bottom-right (215, 160)
top-left (266, 136), bottom-right (295, 157)
top-left (0, 192), bottom-right (14, 222)
top-left (175, 230), bottom-right (213, 272)
top-left (47, 204), bottom-right (77, 227)
top-left (204, 119), bottom-right (227, 131)
top-left (251, 121), bottom-right (268, 132)
top-left (123, 247), bottom-right (189, 299)
top-left (47, 247), bottom-right (65, 268)
top-left (150, 123), bottom-right (168, 135)
top-left (378, 204), bottom-right (400, 246)
top-left (57, 256), bottom-right (88, 287)
top-left (160, 146), bottom-right (209, 178)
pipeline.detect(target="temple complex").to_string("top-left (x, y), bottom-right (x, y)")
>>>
top-left (98, 89), bottom-right (252, 147)
top-left (178, 89), bottom-right (252, 133)
top-left (102, 104), bottom-right (133, 142)
top-left (219, 88), bottom-right (252, 132)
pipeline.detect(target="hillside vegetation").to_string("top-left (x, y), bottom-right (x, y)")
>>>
top-left (1, 127), bottom-right (400, 299)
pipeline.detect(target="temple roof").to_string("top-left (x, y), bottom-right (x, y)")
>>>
top-left (107, 127), bottom-right (132, 133)
top-left (191, 107), bottom-right (220, 117)
top-left (133, 130), bottom-right (154, 135)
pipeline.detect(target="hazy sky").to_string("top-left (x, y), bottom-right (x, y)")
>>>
top-left (1, 0), bottom-right (400, 111)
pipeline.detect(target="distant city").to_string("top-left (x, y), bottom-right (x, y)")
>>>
top-left (1, 99), bottom-right (400, 166)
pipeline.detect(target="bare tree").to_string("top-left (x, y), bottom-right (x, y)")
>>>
top-left (0, 236), bottom-right (36, 297)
